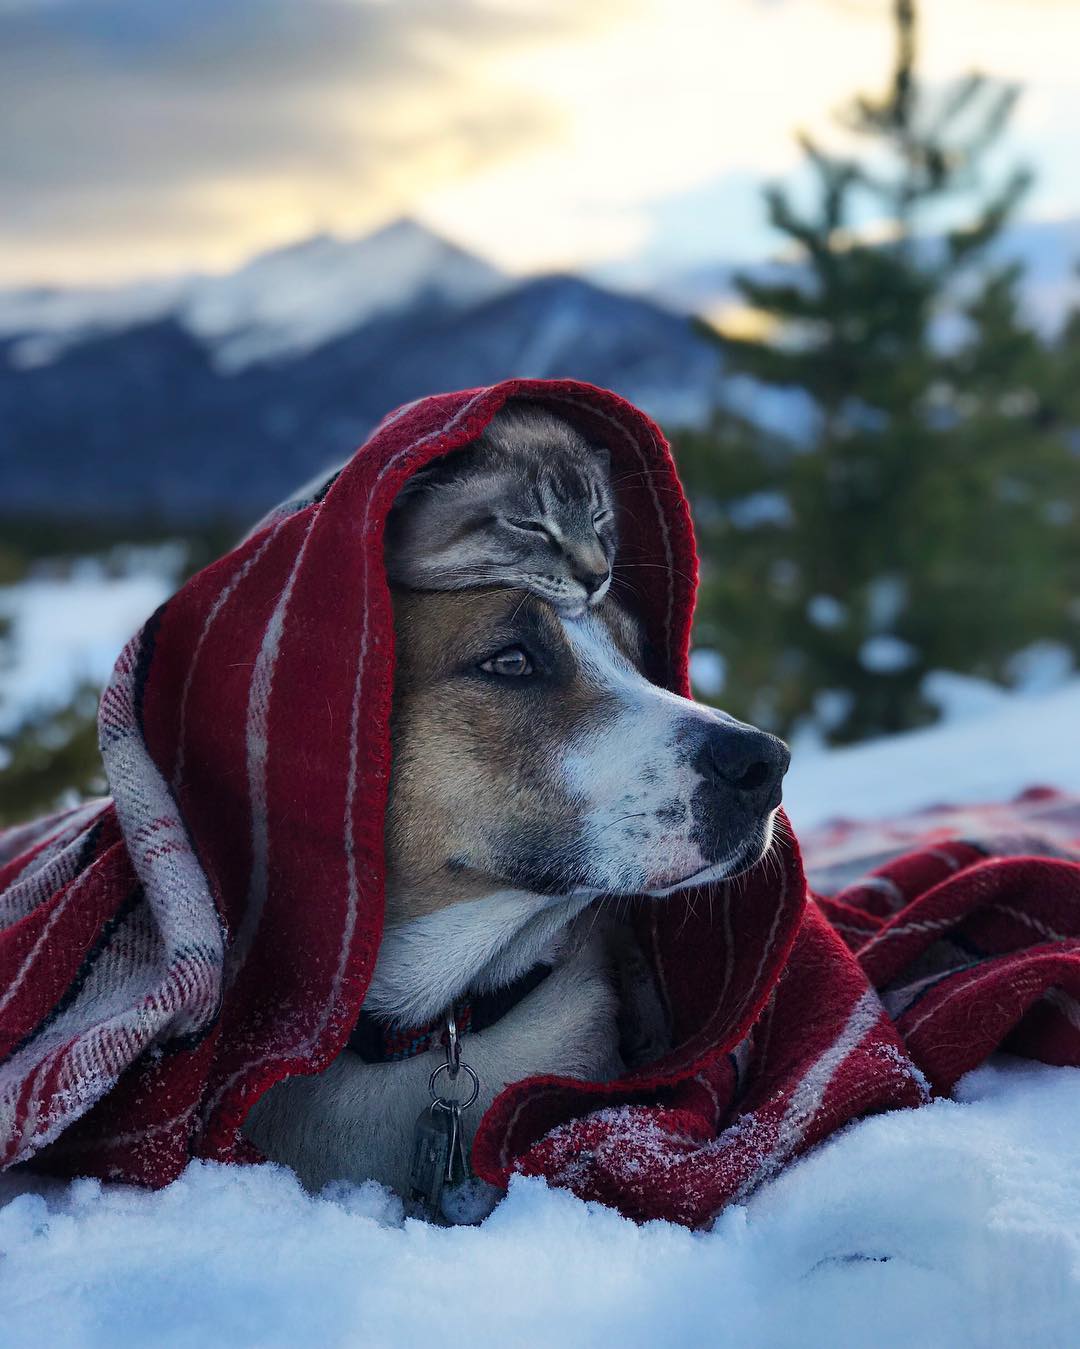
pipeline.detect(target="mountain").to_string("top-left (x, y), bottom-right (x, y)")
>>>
top-left (0, 218), bottom-right (507, 374)
top-left (0, 229), bottom-right (724, 521)
top-left (178, 219), bottom-right (508, 371)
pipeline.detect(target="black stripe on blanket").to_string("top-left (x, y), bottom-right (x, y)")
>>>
top-left (132, 602), bottom-right (168, 734)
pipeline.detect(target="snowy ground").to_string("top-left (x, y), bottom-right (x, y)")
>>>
top-left (2, 1058), bottom-right (1077, 1349)
top-left (0, 546), bottom-right (182, 734)
top-left (783, 676), bottom-right (1080, 831)
top-left (1, 575), bottom-right (1079, 1346)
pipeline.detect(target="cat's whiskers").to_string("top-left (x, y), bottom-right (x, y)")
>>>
top-left (615, 561), bottom-right (697, 586)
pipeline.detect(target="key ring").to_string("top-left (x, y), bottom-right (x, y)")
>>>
top-left (407, 1005), bottom-right (499, 1226)
top-left (429, 1005), bottom-right (479, 1110)
top-left (429, 1060), bottom-right (480, 1111)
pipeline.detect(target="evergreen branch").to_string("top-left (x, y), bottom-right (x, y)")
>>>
top-left (962, 83), bottom-right (1022, 166)
top-left (925, 72), bottom-right (984, 142)
top-left (946, 166), bottom-right (1032, 263)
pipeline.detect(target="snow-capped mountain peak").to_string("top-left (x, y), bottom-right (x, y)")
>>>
top-left (0, 218), bottom-right (506, 372)
top-left (179, 217), bottom-right (506, 371)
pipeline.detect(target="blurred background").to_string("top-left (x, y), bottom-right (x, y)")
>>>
top-left (2, 0), bottom-right (1078, 824)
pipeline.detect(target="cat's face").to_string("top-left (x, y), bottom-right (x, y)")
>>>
top-left (384, 419), bottom-right (619, 617)
top-left (494, 453), bottom-right (617, 616)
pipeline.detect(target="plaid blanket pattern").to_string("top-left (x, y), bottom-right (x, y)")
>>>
top-left (2, 379), bottom-right (1078, 1227)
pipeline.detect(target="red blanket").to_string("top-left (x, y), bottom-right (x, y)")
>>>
top-left (1, 379), bottom-right (1078, 1227)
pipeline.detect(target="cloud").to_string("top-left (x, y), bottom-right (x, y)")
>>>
top-left (0, 0), bottom-right (630, 281)
top-left (2, 0), bottom-right (1079, 284)
top-left (421, 0), bottom-right (1080, 275)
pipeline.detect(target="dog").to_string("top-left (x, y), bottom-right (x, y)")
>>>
top-left (243, 585), bottom-right (789, 1199)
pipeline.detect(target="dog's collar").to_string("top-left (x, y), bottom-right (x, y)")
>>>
top-left (347, 961), bottom-right (554, 1064)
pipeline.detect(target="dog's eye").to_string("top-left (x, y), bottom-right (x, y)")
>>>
top-left (479, 646), bottom-right (534, 678)
top-left (506, 518), bottom-right (549, 537)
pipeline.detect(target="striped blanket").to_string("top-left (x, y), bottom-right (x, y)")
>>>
top-left (493, 787), bottom-right (1080, 1224)
top-left (2, 379), bottom-right (1079, 1227)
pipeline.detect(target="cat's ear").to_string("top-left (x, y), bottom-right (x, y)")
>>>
top-left (592, 442), bottom-right (612, 472)
top-left (395, 441), bottom-right (484, 505)
top-left (389, 463), bottom-right (440, 511)
top-left (390, 449), bottom-right (469, 509)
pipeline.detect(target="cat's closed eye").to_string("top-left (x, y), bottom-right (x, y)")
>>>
top-left (506, 518), bottom-right (551, 538)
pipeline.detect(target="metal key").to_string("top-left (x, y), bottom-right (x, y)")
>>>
top-left (407, 1103), bottom-right (453, 1218)
top-left (438, 1100), bottom-right (501, 1226)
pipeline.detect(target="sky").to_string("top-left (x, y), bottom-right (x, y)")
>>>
top-left (1, 0), bottom-right (1079, 287)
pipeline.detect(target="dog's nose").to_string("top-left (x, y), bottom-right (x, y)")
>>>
top-left (700, 723), bottom-right (790, 811)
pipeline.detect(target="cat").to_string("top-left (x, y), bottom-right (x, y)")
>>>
top-left (384, 401), bottom-right (617, 617)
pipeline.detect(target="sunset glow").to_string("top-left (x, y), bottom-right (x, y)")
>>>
top-left (1, 0), bottom-right (1078, 285)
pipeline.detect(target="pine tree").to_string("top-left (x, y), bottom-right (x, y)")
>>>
top-left (676, 0), bottom-right (1079, 743)
top-left (0, 685), bottom-right (105, 826)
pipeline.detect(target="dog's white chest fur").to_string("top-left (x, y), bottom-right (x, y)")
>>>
top-left (243, 917), bottom-right (621, 1196)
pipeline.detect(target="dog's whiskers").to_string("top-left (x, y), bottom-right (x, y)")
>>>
top-left (580, 892), bottom-right (613, 948)
top-left (676, 889), bottom-right (701, 937)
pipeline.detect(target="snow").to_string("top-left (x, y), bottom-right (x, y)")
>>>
top-left (806, 594), bottom-right (847, 630)
top-left (858, 634), bottom-right (918, 674)
top-left (181, 221), bottom-right (505, 373)
top-left (726, 490), bottom-right (793, 530)
top-left (783, 677), bottom-right (1080, 831)
top-left (921, 669), bottom-right (1013, 724)
top-left (0, 276), bottom-right (193, 369)
top-left (1005, 640), bottom-right (1075, 695)
top-left (0, 547), bottom-right (182, 734)
top-left (0, 219), bottom-right (504, 373)
top-left (865, 574), bottom-right (907, 630)
top-left (688, 648), bottom-right (726, 697)
top-left (2, 572), bottom-right (1079, 1342)
top-left (0, 1059), bottom-right (1076, 1347)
